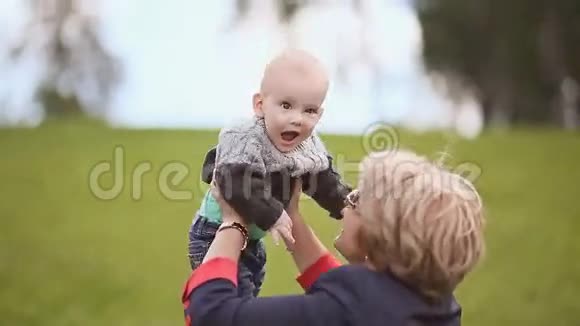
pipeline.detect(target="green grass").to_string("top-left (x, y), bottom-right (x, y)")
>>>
top-left (1, 117), bottom-right (579, 325)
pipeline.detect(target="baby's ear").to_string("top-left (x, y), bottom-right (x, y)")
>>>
top-left (252, 93), bottom-right (265, 117)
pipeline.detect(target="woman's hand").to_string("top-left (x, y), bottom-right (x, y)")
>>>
top-left (210, 172), bottom-right (245, 226)
top-left (280, 180), bottom-right (303, 250)
top-left (280, 179), bottom-right (332, 272)
top-left (286, 179), bottom-right (302, 218)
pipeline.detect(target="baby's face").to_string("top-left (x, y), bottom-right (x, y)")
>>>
top-left (256, 69), bottom-right (327, 153)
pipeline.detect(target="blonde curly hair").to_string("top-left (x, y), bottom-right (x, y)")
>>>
top-left (356, 150), bottom-right (485, 299)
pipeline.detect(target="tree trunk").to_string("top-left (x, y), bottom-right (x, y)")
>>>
top-left (560, 77), bottom-right (579, 130)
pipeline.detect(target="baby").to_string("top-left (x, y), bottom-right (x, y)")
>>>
top-left (187, 49), bottom-right (352, 297)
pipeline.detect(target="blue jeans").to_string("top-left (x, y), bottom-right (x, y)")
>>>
top-left (187, 214), bottom-right (267, 298)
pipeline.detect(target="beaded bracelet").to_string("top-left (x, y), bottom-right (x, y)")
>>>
top-left (217, 221), bottom-right (249, 251)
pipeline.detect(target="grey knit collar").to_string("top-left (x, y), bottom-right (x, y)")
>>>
top-left (216, 117), bottom-right (330, 177)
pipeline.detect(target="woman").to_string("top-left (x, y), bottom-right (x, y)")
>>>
top-left (181, 150), bottom-right (485, 326)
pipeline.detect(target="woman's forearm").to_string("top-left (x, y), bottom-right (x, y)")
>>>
top-left (287, 211), bottom-right (330, 273)
top-left (202, 227), bottom-right (245, 264)
top-left (201, 211), bottom-right (333, 275)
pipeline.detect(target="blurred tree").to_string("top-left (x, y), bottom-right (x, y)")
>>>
top-left (417, 0), bottom-right (580, 128)
top-left (538, 0), bottom-right (580, 129)
top-left (10, 0), bottom-right (120, 117)
top-left (279, 0), bottom-right (302, 22)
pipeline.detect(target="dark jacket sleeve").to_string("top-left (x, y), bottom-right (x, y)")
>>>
top-left (215, 163), bottom-right (283, 231)
top-left (201, 147), bottom-right (217, 184)
top-left (185, 261), bottom-right (351, 326)
top-left (201, 147), bottom-right (284, 231)
top-left (302, 155), bottom-right (352, 219)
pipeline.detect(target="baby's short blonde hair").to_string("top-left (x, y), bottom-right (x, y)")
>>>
top-left (357, 150), bottom-right (485, 299)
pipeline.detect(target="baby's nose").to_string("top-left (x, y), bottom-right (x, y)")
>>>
top-left (290, 116), bottom-right (302, 126)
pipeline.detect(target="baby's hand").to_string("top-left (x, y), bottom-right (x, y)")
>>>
top-left (269, 210), bottom-right (295, 247)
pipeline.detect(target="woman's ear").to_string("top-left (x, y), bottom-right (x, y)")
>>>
top-left (352, 226), bottom-right (372, 264)
top-left (253, 93), bottom-right (265, 117)
top-left (358, 226), bottom-right (389, 271)
top-left (356, 227), bottom-right (368, 255)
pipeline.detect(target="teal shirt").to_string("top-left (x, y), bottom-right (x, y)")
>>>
top-left (199, 190), bottom-right (267, 240)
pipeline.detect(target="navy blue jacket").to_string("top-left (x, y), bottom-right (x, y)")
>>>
top-left (182, 255), bottom-right (462, 326)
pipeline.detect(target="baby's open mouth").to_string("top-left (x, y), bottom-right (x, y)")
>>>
top-left (281, 131), bottom-right (299, 142)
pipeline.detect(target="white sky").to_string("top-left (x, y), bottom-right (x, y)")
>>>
top-left (0, 0), bottom-right (482, 137)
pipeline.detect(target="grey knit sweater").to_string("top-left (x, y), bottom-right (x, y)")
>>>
top-left (202, 117), bottom-right (352, 231)
top-left (216, 117), bottom-right (330, 176)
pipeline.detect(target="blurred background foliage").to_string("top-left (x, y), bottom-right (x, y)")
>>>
top-left (1, 1), bottom-right (579, 325)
